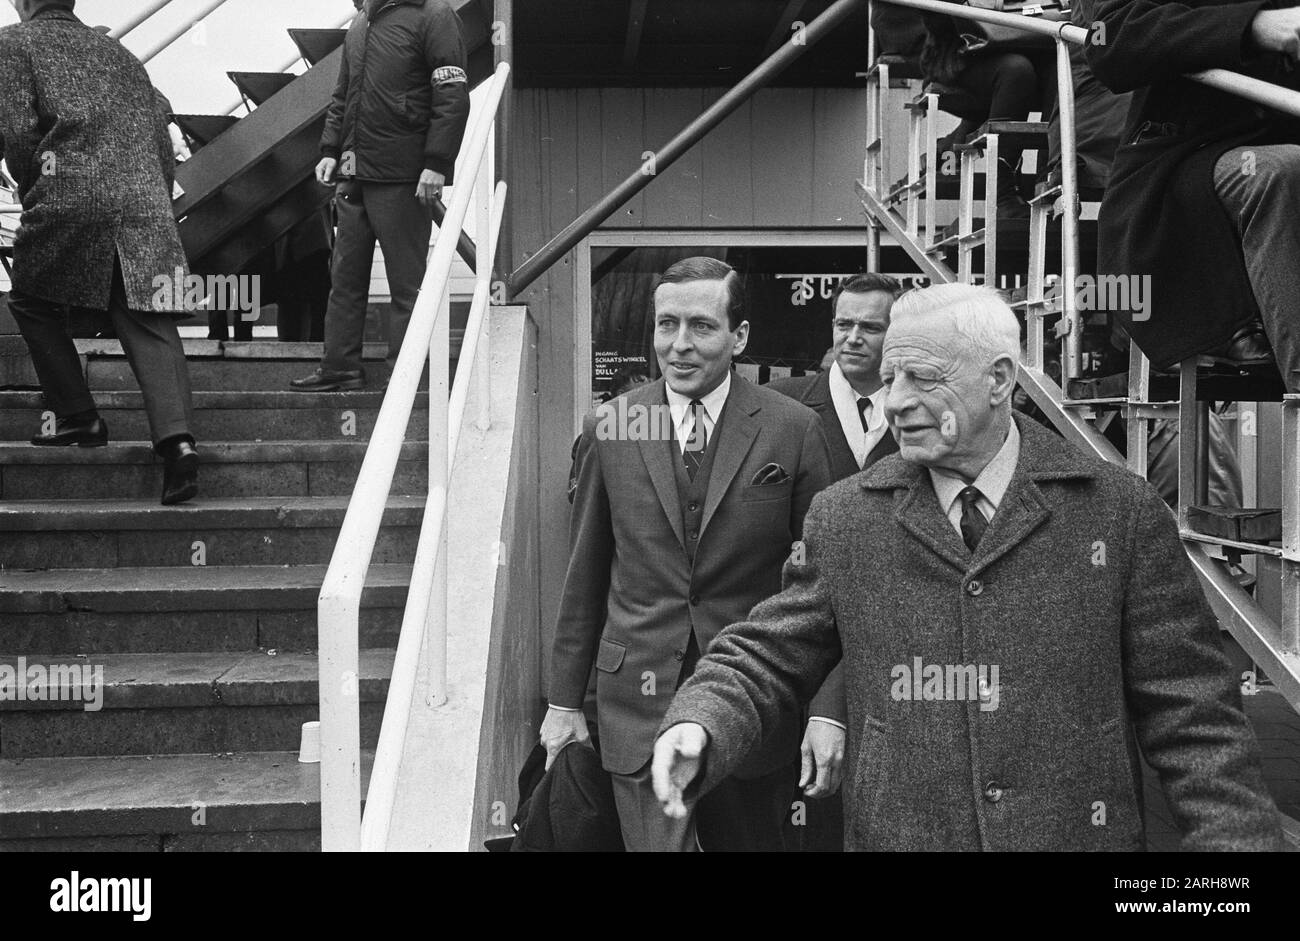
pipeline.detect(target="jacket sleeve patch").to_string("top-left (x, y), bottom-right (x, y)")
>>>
top-left (433, 66), bottom-right (467, 86)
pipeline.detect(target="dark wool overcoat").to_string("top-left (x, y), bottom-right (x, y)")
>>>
top-left (662, 414), bottom-right (1284, 851)
top-left (1086, 0), bottom-right (1300, 368)
top-left (0, 8), bottom-right (187, 313)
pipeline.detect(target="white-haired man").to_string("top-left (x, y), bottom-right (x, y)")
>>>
top-left (651, 283), bottom-right (1284, 851)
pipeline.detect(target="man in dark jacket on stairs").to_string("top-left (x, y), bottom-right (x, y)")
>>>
top-left (292, 0), bottom-right (471, 392)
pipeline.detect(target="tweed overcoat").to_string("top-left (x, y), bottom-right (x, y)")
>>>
top-left (661, 414), bottom-right (1283, 850)
top-left (0, 9), bottom-right (187, 313)
top-left (552, 375), bottom-right (833, 777)
top-left (767, 368), bottom-right (899, 723)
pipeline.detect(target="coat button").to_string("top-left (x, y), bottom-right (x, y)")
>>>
top-left (984, 782), bottom-right (1003, 803)
top-left (673, 648), bottom-right (685, 662)
top-left (688, 501), bottom-right (699, 512)
top-left (689, 594), bottom-right (700, 606)
top-left (966, 578), bottom-right (984, 596)
top-left (688, 530), bottom-right (699, 540)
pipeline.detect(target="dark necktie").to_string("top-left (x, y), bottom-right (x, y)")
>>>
top-left (683, 399), bottom-right (708, 481)
top-left (958, 485), bottom-right (988, 553)
top-left (856, 397), bottom-right (872, 434)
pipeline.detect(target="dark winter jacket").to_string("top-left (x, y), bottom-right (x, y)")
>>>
top-left (0, 8), bottom-right (187, 313)
top-left (1087, 0), bottom-right (1300, 368)
top-left (320, 0), bottom-right (471, 184)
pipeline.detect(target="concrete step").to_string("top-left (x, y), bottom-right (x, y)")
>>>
top-left (0, 563), bottom-right (411, 655)
top-left (0, 649), bottom-right (392, 758)
top-left (0, 389), bottom-right (430, 442)
top-left (0, 750), bottom-right (373, 850)
top-left (0, 496), bottom-right (424, 569)
top-left (0, 439), bottom-right (428, 500)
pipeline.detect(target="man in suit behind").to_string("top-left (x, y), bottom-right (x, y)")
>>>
top-left (540, 257), bottom-right (834, 851)
top-left (766, 272), bottom-right (902, 849)
top-left (652, 283), bottom-right (1283, 851)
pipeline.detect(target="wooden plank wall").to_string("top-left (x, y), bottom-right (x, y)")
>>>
top-left (508, 85), bottom-right (869, 688)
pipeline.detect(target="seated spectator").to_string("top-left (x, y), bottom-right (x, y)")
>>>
top-left (920, 0), bottom-right (1058, 217)
top-left (1087, 0), bottom-right (1300, 391)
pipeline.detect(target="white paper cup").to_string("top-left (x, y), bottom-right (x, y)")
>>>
top-left (298, 720), bottom-right (321, 763)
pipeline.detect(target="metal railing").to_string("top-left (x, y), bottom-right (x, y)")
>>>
top-left (317, 62), bottom-right (511, 853)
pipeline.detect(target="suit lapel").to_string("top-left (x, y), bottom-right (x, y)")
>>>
top-left (893, 471), bottom-right (971, 574)
top-left (699, 378), bottom-right (760, 537)
top-left (632, 382), bottom-right (686, 551)
top-left (864, 429), bottom-right (898, 469)
top-left (802, 371), bottom-right (858, 479)
top-left (968, 475), bottom-right (1051, 577)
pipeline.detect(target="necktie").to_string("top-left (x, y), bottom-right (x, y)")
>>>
top-left (958, 485), bottom-right (988, 553)
top-left (856, 397), bottom-right (872, 434)
top-left (683, 399), bottom-right (708, 481)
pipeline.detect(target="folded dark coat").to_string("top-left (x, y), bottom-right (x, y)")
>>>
top-left (0, 9), bottom-right (187, 313)
top-left (1086, 0), bottom-right (1300, 368)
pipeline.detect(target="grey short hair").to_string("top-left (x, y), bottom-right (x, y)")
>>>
top-left (889, 283), bottom-right (1021, 372)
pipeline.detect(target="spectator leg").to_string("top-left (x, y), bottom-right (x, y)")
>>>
top-left (106, 257), bottom-right (194, 448)
top-left (365, 182), bottom-right (434, 364)
top-left (7, 289), bottom-right (98, 420)
top-left (1213, 144), bottom-right (1300, 394)
top-left (321, 182), bottom-right (378, 374)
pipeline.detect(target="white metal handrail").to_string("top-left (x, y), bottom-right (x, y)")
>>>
top-left (318, 61), bottom-right (511, 853)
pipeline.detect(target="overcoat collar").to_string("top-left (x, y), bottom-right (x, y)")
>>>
top-left (633, 374), bottom-right (762, 552)
top-left (859, 412), bottom-right (1100, 575)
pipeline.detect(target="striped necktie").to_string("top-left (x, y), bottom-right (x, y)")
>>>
top-left (683, 399), bottom-right (708, 481)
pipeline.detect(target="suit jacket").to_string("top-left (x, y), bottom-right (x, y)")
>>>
top-left (1086, 0), bottom-right (1300, 368)
top-left (552, 375), bottom-right (833, 776)
top-left (0, 9), bottom-right (187, 313)
top-left (662, 413), bottom-right (1284, 850)
top-left (766, 370), bottom-right (898, 721)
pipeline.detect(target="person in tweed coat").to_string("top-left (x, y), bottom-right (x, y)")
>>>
top-left (652, 284), bottom-right (1285, 851)
top-left (0, 0), bottom-right (199, 504)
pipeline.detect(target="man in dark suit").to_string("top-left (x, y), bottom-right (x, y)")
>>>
top-left (540, 256), bottom-right (834, 851)
top-left (766, 272), bottom-right (902, 849)
top-left (652, 283), bottom-right (1284, 851)
top-left (0, 0), bottom-right (198, 504)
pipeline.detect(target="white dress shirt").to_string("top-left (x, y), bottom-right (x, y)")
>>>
top-left (666, 371), bottom-right (731, 453)
top-left (928, 419), bottom-right (1022, 534)
top-left (828, 361), bottom-right (888, 467)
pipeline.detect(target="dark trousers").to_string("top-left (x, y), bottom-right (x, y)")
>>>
top-left (957, 50), bottom-right (1057, 169)
top-left (322, 179), bottom-right (433, 372)
top-left (609, 631), bottom-right (798, 851)
top-left (8, 258), bottom-right (194, 447)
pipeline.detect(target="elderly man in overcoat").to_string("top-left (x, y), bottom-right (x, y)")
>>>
top-left (652, 283), bottom-right (1284, 851)
top-left (0, 0), bottom-right (198, 504)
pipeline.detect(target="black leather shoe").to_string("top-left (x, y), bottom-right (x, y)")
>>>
top-left (1208, 323), bottom-right (1276, 369)
top-left (159, 438), bottom-right (199, 506)
top-left (31, 416), bottom-right (108, 447)
top-left (289, 367), bottom-right (365, 392)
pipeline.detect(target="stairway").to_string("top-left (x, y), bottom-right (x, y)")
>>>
top-left (0, 341), bottom-right (428, 851)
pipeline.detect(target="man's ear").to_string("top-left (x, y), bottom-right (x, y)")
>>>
top-left (731, 320), bottom-right (750, 357)
top-left (988, 354), bottom-right (1017, 407)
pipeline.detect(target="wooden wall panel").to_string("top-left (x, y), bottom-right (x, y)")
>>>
top-left (699, 90), bottom-right (754, 228)
top-left (642, 88), bottom-right (706, 228)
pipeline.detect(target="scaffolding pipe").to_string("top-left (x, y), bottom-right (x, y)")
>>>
top-left (137, 0), bottom-right (235, 65)
top-left (108, 0), bottom-right (175, 41)
top-left (508, 0), bottom-right (865, 296)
